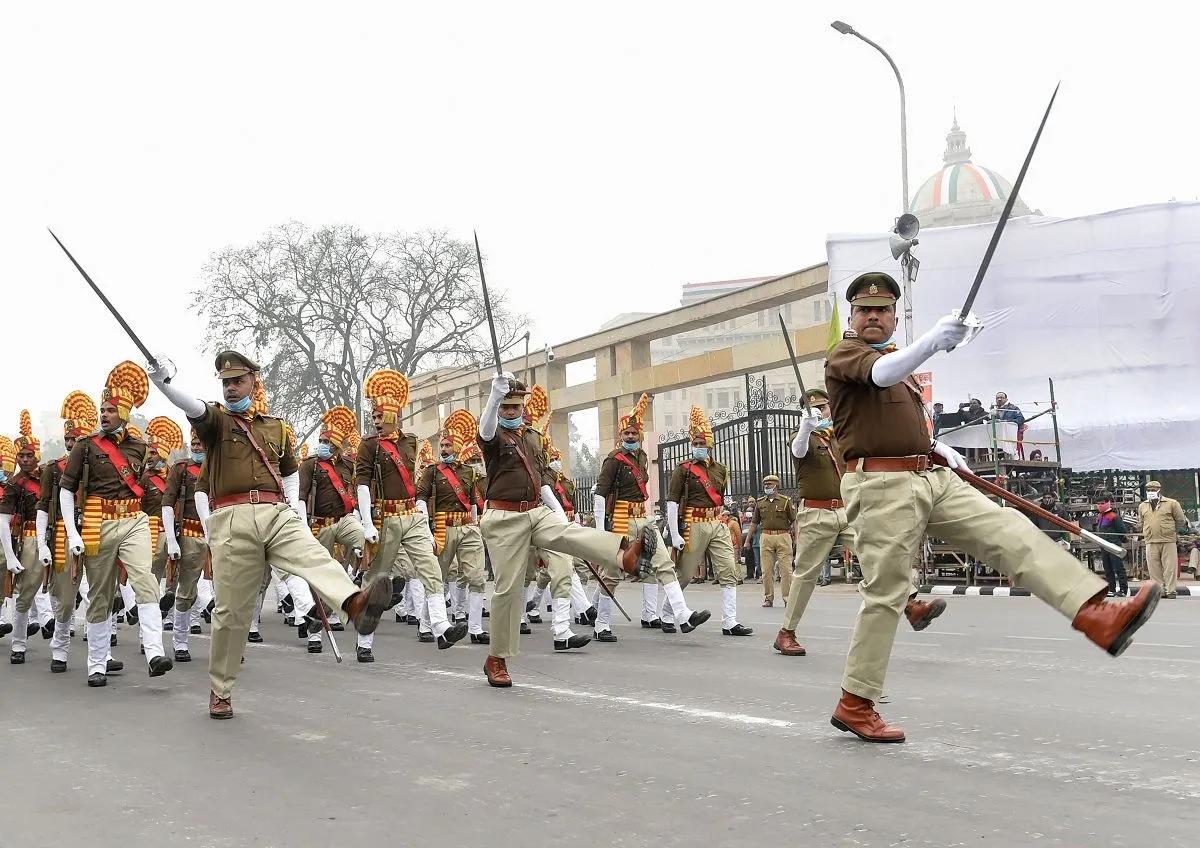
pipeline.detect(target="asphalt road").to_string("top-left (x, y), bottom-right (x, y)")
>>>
top-left (2, 582), bottom-right (1198, 848)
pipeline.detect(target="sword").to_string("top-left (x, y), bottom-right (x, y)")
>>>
top-left (580, 559), bottom-right (633, 623)
top-left (311, 596), bottom-right (343, 663)
top-left (47, 229), bottom-right (170, 382)
top-left (777, 312), bottom-right (810, 411)
top-left (473, 231), bottom-right (504, 374)
top-left (959, 83), bottom-right (1059, 317)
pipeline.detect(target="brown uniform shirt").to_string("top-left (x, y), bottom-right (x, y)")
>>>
top-left (667, 460), bottom-right (729, 508)
top-left (794, 432), bottom-right (843, 501)
top-left (0, 467), bottom-right (43, 521)
top-left (595, 449), bottom-right (650, 504)
top-left (478, 426), bottom-right (548, 503)
top-left (189, 404), bottom-right (295, 500)
top-left (60, 431), bottom-right (149, 500)
top-left (471, 472), bottom-right (487, 507)
top-left (825, 338), bottom-right (930, 462)
top-left (162, 460), bottom-right (203, 521)
top-left (37, 458), bottom-right (68, 513)
top-left (300, 454), bottom-right (358, 518)
top-left (140, 462), bottom-right (170, 518)
top-left (416, 461), bottom-right (479, 513)
top-left (550, 474), bottom-right (578, 512)
top-left (752, 493), bottom-right (796, 530)
top-left (355, 433), bottom-right (418, 500)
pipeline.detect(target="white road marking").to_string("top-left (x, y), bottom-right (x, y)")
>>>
top-left (425, 669), bottom-right (793, 728)
top-left (1131, 642), bottom-right (1196, 649)
top-left (982, 647), bottom-right (1053, 654)
top-left (1003, 635), bottom-right (1069, 641)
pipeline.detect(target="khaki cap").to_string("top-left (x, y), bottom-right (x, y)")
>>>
top-left (846, 272), bottom-right (901, 307)
top-left (500, 378), bottom-right (531, 406)
top-left (1146, 480), bottom-right (1162, 491)
top-left (805, 387), bottom-right (830, 405)
top-left (214, 351), bottom-right (260, 379)
top-left (763, 474), bottom-right (781, 484)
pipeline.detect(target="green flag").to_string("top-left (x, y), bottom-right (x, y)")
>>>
top-left (825, 295), bottom-right (842, 356)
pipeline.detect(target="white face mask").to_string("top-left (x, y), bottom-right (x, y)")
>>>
top-left (1148, 491), bottom-right (1161, 501)
top-left (549, 460), bottom-right (563, 473)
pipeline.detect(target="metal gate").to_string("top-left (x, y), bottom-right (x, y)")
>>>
top-left (656, 374), bottom-right (804, 513)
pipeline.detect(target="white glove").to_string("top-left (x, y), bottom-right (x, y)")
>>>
top-left (37, 543), bottom-right (51, 566)
top-left (60, 489), bottom-right (84, 555)
top-left (791, 408), bottom-right (822, 459)
top-left (490, 372), bottom-right (516, 400)
top-left (357, 484), bottom-right (379, 543)
top-left (930, 310), bottom-right (982, 353)
top-left (146, 355), bottom-right (178, 386)
top-left (194, 491), bottom-right (211, 544)
top-left (363, 522), bottom-right (379, 544)
top-left (5, 555), bottom-right (22, 575)
top-left (166, 536), bottom-right (181, 561)
top-left (416, 500), bottom-right (428, 517)
top-left (67, 533), bottom-right (84, 557)
top-left (931, 440), bottom-right (968, 470)
top-left (666, 501), bottom-right (685, 549)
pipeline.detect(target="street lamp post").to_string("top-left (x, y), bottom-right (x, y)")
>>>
top-left (831, 20), bottom-right (916, 343)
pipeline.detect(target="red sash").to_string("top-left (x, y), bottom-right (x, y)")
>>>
top-left (148, 474), bottom-right (167, 494)
top-left (684, 461), bottom-right (724, 508)
top-left (91, 435), bottom-right (144, 498)
top-left (553, 480), bottom-right (575, 513)
top-left (317, 460), bottom-right (356, 514)
top-left (435, 463), bottom-right (474, 513)
top-left (378, 438), bottom-right (416, 499)
top-left (17, 476), bottom-right (41, 501)
top-left (187, 464), bottom-right (201, 478)
top-left (57, 458), bottom-right (67, 473)
top-left (613, 452), bottom-right (649, 500)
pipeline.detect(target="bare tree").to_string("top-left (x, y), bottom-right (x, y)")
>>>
top-left (192, 222), bottom-right (523, 436)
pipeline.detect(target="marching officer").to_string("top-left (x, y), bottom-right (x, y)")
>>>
top-left (162, 429), bottom-right (211, 662)
top-left (743, 474), bottom-right (795, 608)
top-left (2, 412), bottom-right (46, 663)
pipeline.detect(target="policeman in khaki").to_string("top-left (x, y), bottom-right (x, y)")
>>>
top-left (149, 350), bottom-right (394, 718)
top-left (300, 406), bottom-right (366, 578)
top-left (743, 474), bottom-right (795, 608)
top-left (355, 369), bottom-right (467, 655)
top-left (59, 362), bottom-right (170, 687)
top-left (1138, 481), bottom-right (1189, 598)
top-left (162, 429), bottom-right (212, 663)
top-left (416, 410), bottom-right (489, 646)
top-left (2, 412), bottom-right (46, 664)
top-left (665, 406), bottom-right (751, 636)
top-left (824, 272), bottom-right (1160, 743)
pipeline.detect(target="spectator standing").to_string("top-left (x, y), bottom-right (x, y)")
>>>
top-left (1138, 481), bottom-right (1189, 599)
top-left (1030, 490), bottom-right (1070, 545)
top-left (959, 398), bottom-right (987, 424)
top-left (993, 392), bottom-right (1026, 458)
top-left (1094, 495), bottom-right (1130, 597)
top-left (932, 403), bottom-right (945, 436)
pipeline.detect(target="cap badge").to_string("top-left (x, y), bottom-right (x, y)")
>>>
top-left (868, 283), bottom-right (879, 295)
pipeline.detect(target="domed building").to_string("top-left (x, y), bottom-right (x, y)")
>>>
top-left (910, 117), bottom-right (1038, 228)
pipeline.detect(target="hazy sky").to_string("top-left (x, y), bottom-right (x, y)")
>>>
top-left (4, 1), bottom-right (1196, 442)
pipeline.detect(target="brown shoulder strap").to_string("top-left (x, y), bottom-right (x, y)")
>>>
top-left (498, 429), bottom-right (543, 497)
top-left (230, 415), bottom-right (286, 493)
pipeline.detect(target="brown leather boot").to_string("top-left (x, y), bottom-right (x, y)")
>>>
top-left (484, 655), bottom-right (512, 687)
top-left (1072, 581), bottom-right (1161, 656)
top-left (773, 628), bottom-right (806, 656)
top-left (342, 575), bottom-right (393, 636)
top-left (831, 689), bottom-right (904, 742)
top-left (905, 597), bottom-right (947, 631)
top-left (209, 690), bottom-right (233, 720)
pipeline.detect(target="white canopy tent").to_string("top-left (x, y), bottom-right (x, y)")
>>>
top-left (826, 202), bottom-right (1200, 473)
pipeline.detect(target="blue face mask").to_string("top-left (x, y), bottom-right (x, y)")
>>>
top-left (315, 443), bottom-right (333, 460)
top-left (817, 417), bottom-right (832, 430)
top-left (190, 452), bottom-right (205, 464)
top-left (440, 453), bottom-right (456, 463)
top-left (0, 470), bottom-right (7, 484)
top-left (498, 416), bottom-right (523, 430)
top-left (691, 446), bottom-right (709, 461)
top-left (621, 440), bottom-right (640, 452)
top-left (868, 336), bottom-right (897, 351)
top-left (227, 395), bottom-right (252, 413)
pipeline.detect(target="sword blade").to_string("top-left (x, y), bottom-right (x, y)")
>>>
top-left (777, 312), bottom-right (809, 410)
top-left (473, 231), bottom-right (504, 374)
top-left (581, 559), bottom-right (632, 622)
top-left (47, 229), bottom-right (159, 368)
top-left (959, 83), bottom-right (1059, 316)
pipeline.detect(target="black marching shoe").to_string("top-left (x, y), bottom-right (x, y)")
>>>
top-left (88, 672), bottom-right (107, 687)
top-left (0, 623), bottom-right (12, 638)
top-left (357, 647), bottom-right (374, 663)
top-left (520, 623), bottom-right (532, 635)
top-left (554, 634), bottom-right (592, 651)
top-left (107, 658), bottom-right (124, 673)
top-left (125, 605), bottom-right (139, 626)
top-left (527, 613), bottom-right (543, 624)
top-left (283, 616), bottom-right (295, 627)
top-left (202, 600), bottom-right (215, 622)
top-left (109, 633), bottom-right (118, 647)
top-left (405, 615), bottom-right (419, 626)
top-left (722, 623), bottom-right (754, 636)
top-left (307, 641), bottom-right (323, 654)
top-left (595, 630), bottom-right (618, 643)
top-left (482, 608), bottom-right (490, 618)
top-left (395, 612), bottom-right (405, 623)
top-left (438, 623), bottom-right (468, 649)
top-left (418, 631), bottom-right (435, 644)
top-left (10, 650), bottom-right (25, 664)
top-left (525, 598), bottom-right (538, 613)
top-left (148, 655), bottom-right (173, 677)
top-left (26, 621), bottom-right (40, 637)
top-left (163, 619), bottom-right (173, 631)
top-left (470, 632), bottom-right (490, 645)
top-left (659, 622), bottom-right (677, 634)
top-left (159, 591), bottom-right (175, 614)
top-left (174, 649), bottom-right (192, 663)
top-left (680, 610), bottom-right (711, 633)
top-left (641, 618), bottom-right (662, 629)
top-left (50, 659), bottom-right (67, 673)
top-left (584, 605), bottom-right (598, 624)
top-left (330, 621), bottom-right (345, 632)
top-left (247, 630), bottom-right (263, 643)
top-left (190, 624), bottom-right (202, 635)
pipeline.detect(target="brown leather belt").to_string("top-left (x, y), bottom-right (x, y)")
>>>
top-left (487, 499), bottom-right (540, 513)
top-left (212, 490), bottom-right (284, 510)
top-left (100, 498), bottom-right (144, 520)
top-left (440, 512), bottom-right (476, 528)
top-left (762, 528), bottom-right (790, 535)
top-left (847, 455), bottom-right (930, 473)
top-left (616, 500), bottom-right (647, 518)
top-left (801, 498), bottom-right (844, 510)
top-left (686, 507), bottom-right (722, 522)
top-left (20, 520), bottom-right (37, 537)
top-left (379, 498), bottom-right (417, 516)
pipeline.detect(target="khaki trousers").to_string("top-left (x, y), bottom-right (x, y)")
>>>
top-left (82, 514), bottom-right (159, 625)
top-left (172, 536), bottom-right (209, 612)
top-left (317, 515), bottom-right (366, 564)
top-left (481, 505), bottom-right (621, 659)
top-left (439, 523), bottom-right (486, 591)
top-left (368, 513), bottom-right (442, 596)
top-left (676, 520), bottom-right (738, 589)
top-left (207, 502), bottom-right (358, 698)
top-left (759, 532), bottom-right (793, 603)
top-left (841, 467), bottom-right (1106, 701)
top-left (151, 533), bottom-right (169, 582)
top-left (525, 548), bottom-right (572, 599)
top-left (782, 506), bottom-right (855, 632)
top-left (48, 557), bottom-right (83, 625)
top-left (1145, 542), bottom-right (1178, 594)
top-left (11, 540), bottom-right (45, 614)
top-left (617, 515), bottom-right (678, 590)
